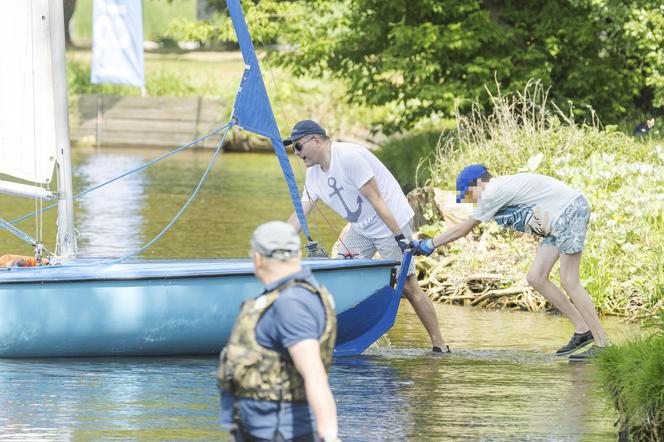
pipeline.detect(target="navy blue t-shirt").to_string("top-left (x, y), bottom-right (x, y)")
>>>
top-left (220, 267), bottom-right (327, 439)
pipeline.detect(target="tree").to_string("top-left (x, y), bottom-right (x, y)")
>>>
top-left (64, 0), bottom-right (77, 47)
top-left (275, 0), bottom-right (663, 133)
top-left (170, 0), bottom-right (663, 133)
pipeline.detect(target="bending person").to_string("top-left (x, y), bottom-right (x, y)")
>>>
top-left (285, 120), bottom-right (449, 354)
top-left (412, 165), bottom-right (609, 361)
top-left (218, 221), bottom-right (340, 442)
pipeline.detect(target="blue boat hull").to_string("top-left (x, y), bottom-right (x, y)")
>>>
top-left (0, 258), bottom-right (400, 357)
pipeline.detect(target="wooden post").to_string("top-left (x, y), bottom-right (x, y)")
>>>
top-left (194, 96), bottom-right (202, 144)
top-left (95, 94), bottom-right (103, 150)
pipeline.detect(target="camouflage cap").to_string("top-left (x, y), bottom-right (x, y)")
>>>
top-left (250, 221), bottom-right (301, 260)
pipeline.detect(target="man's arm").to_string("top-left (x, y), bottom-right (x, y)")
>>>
top-left (359, 178), bottom-right (401, 234)
top-left (289, 339), bottom-right (338, 440)
top-left (287, 199), bottom-right (317, 233)
top-left (433, 216), bottom-right (480, 247)
top-left (413, 216), bottom-right (481, 256)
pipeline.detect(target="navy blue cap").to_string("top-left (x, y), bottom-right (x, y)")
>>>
top-left (456, 164), bottom-right (488, 203)
top-left (283, 120), bottom-right (327, 146)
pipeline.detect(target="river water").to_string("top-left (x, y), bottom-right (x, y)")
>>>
top-left (0, 147), bottom-right (632, 440)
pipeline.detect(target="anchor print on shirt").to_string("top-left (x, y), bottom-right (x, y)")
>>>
top-left (328, 177), bottom-right (363, 222)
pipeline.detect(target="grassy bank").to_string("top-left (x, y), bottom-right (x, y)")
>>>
top-left (597, 313), bottom-right (664, 440)
top-left (417, 82), bottom-right (663, 319)
top-left (70, 0), bottom-right (197, 45)
top-left (65, 49), bottom-right (384, 147)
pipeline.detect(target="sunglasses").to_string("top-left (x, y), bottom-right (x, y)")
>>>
top-left (292, 136), bottom-right (317, 153)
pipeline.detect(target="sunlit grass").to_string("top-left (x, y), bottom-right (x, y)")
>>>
top-left (70, 0), bottom-right (198, 45)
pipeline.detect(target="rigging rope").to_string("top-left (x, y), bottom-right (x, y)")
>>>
top-left (260, 41), bottom-right (339, 255)
top-left (0, 217), bottom-right (38, 246)
top-left (38, 120), bottom-right (233, 268)
top-left (10, 122), bottom-right (233, 226)
top-left (106, 120), bottom-right (234, 264)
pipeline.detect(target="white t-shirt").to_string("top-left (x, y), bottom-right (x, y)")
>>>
top-left (302, 141), bottom-right (414, 238)
top-left (472, 173), bottom-right (581, 237)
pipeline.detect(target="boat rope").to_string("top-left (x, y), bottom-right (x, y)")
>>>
top-left (260, 42), bottom-right (339, 256)
top-left (45, 120), bottom-right (233, 267)
top-left (9, 122), bottom-right (233, 226)
top-left (105, 120), bottom-right (234, 264)
top-left (0, 217), bottom-right (39, 247)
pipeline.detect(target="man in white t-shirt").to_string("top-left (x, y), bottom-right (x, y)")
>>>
top-left (411, 164), bottom-right (609, 361)
top-left (284, 120), bottom-right (449, 354)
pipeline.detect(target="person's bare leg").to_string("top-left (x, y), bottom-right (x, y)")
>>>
top-left (559, 252), bottom-right (609, 346)
top-left (402, 275), bottom-right (447, 349)
top-left (527, 246), bottom-right (589, 333)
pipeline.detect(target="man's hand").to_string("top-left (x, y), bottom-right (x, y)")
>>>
top-left (411, 238), bottom-right (435, 256)
top-left (394, 233), bottom-right (410, 252)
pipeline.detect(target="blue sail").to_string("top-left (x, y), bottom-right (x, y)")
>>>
top-left (226, 0), bottom-right (311, 240)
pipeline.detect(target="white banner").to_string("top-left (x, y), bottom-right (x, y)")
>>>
top-left (91, 0), bottom-right (144, 87)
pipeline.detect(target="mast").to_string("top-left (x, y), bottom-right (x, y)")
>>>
top-left (50, 0), bottom-right (77, 259)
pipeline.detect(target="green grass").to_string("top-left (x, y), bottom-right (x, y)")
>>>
top-left (71, 0), bottom-right (197, 45)
top-left (597, 312), bottom-right (664, 440)
top-left (67, 49), bottom-right (244, 98)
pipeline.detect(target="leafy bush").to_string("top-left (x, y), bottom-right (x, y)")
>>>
top-left (427, 81), bottom-right (664, 318)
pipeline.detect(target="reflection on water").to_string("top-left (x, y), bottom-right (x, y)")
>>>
top-left (0, 147), bottom-right (630, 440)
top-left (75, 153), bottom-right (146, 256)
top-left (0, 301), bottom-right (630, 441)
top-left (0, 147), bottom-right (347, 257)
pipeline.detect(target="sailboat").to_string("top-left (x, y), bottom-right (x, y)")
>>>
top-left (0, 0), bottom-right (409, 357)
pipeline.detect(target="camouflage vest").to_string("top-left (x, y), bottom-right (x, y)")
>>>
top-left (217, 279), bottom-right (337, 402)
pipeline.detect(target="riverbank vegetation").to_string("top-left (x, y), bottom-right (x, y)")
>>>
top-left (412, 83), bottom-right (663, 321)
top-left (597, 312), bottom-right (664, 440)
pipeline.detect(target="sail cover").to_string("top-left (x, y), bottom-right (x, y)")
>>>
top-left (0, 1), bottom-right (58, 184)
top-left (226, 0), bottom-right (312, 239)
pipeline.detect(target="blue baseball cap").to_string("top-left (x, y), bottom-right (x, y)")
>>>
top-left (456, 164), bottom-right (488, 203)
top-left (283, 120), bottom-right (327, 146)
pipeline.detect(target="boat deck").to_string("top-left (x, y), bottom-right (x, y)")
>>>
top-left (0, 258), bottom-right (398, 284)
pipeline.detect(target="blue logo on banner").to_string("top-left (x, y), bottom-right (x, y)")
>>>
top-left (91, 0), bottom-right (144, 87)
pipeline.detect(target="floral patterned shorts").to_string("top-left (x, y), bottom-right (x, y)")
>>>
top-left (340, 223), bottom-right (416, 277)
top-left (540, 195), bottom-right (590, 255)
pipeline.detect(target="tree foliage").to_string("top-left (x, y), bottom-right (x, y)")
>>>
top-left (176, 0), bottom-right (663, 134)
top-left (275, 0), bottom-right (663, 133)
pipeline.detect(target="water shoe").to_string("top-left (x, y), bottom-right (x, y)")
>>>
top-left (556, 330), bottom-right (593, 356)
top-left (432, 345), bottom-right (451, 355)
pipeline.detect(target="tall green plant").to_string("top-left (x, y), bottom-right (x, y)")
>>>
top-left (597, 314), bottom-right (664, 441)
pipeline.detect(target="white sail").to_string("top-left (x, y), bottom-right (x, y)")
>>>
top-left (0, 0), bottom-right (58, 185)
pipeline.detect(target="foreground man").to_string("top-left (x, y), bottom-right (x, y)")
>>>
top-left (412, 165), bottom-right (609, 361)
top-left (285, 120), bottom-right (449, 353)
top-left (217, 221), bottom-right (340, 442)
